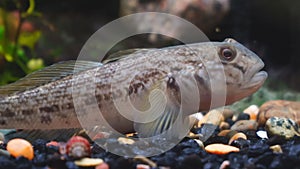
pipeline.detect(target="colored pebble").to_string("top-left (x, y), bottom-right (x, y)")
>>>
top-left (190, 112), bottom-right (204, 121)
top-left (219, 122), bottom-right (230, 130)
top-left (231, 120), bottom-right (258, 131)
top-left (194, 139), bottom-right (204, 149)
top-left (6, 138), bottom-right (34, 160)
top-left (125, 133), bottom-right (137, 137)
top-left (196, 109), bottom-right (224, 127)
top-left (117, 137), bottom-right (135, 145)
top-left (228, 132), bottom-right (247, 145)
top-left (256, 130), bottom-right (268, 139)
top-left (219, 160), bottom-right (230, 169)
top-left (265, 116), bottom-right (300, 139)
top-left (243, 105), bottom-right (259, 120)
top-left (230, 138), bottom-right (250, 149)
top-left (136, 164), bottom-right (151, 169)
top-left (74, 157), bottom-right (103, 167)
top-left (59, 142), bottom-right (67, 155)
top-left (66, 136), bottom-right (91, 158)
top-left (222, 109), bottom-right (235, 119)
top-left (189, 112), bottom-right (204, 127)
top-left (218, 130), bottom-right (232, 137)
top-left (204, 143), bottom-right (239, 155)
top-left (218, 130), bottom-right (238, 140)
top-left (258, 100), bottom-right (300, 126)
top-left (270, 145), bottom-right (283, 154)
top-left (4, 101), bottom-right (300, 168)
top-left (46, 141), bottom-right (60, 147)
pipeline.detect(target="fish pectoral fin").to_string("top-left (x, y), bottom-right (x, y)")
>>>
top-left (103, 48), bottom-right (154, 64)
top-left (134, 103), bottom-right (190, 138)
top-left (0, 60), bottom-right (102, 96)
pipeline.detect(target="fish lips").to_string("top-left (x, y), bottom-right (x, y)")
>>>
top-left (242, 70), bottom-right (268, 90)
top-left (242, 58), bottom-right (268, 90)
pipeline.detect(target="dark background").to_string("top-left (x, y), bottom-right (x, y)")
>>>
top-left (4, 0), bottom-right (300, 90)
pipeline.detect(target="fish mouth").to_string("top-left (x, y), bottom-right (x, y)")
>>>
top-left (242, 70), bottom-right (268, 89)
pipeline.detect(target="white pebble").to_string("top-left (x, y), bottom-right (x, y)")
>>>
top-left (190, 112), bottom-right (204, 120)
top-left (256, 130), bottom-right (268, 139)
top-left (243, 105), bottom-right (259, 115)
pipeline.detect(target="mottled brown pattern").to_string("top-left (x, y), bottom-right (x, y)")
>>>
top-left (0, 39), bottom-right (267, 132)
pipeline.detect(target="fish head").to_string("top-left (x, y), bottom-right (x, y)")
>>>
top-left (190, 38), bottom-right (267, 110)
top-left (212, 38), bottom-right (268, 105)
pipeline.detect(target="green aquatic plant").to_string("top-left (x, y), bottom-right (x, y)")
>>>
top-left (0, 0), bottom-right (44, 85)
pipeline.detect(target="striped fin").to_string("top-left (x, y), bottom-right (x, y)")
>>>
top-left (0, 60), bottom-right (102, 96)
top-left (134, 103), bottom-right (181, 137)
top-left (133, 86), bottom-right (189, 138)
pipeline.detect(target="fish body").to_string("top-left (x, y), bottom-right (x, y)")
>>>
top-left (0, 39), bottom-right (267, 135)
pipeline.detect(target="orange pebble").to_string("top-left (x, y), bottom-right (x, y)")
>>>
top-left (205, 143), bottom-right (239, 155)
top-left (243, 105), bottom-right (259, 120)
top-left (248, 112), bottom-right (258, 121)
top-left (7, 138), bottom-right (34, 160)
top-left (228, 132), bottom-right (247, 145)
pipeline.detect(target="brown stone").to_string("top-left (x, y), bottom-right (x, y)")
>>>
top-left (195, 109), bottom-right (224, 127)
top-left (222, 109), bottom-right (235, 119)
top-left (269, 145), bottom-right (283, 154)
top-left (218, 130), bottom-right (238, 138)
top-left (231, 120), bottom-right (258, 131)
top-left (219, 122), bottom-right (230, 130)
top-left (218, 130), bottom-right (232, 137)
top-left (258, 100), bottom-right (300, 126)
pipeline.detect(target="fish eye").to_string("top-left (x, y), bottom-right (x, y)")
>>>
top-left (219, 47), bottom-right (236, 61)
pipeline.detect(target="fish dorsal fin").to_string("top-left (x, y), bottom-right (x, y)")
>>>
top-left (102, 48), bottom-right (154, 64)
top-left (0, 60), bottom-right (102, 96)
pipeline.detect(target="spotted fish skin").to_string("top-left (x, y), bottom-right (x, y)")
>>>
top-left (0, 39), bottom-right (267, 134)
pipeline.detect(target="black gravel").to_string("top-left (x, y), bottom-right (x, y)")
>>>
top-left (2, 128), bottom-right (300, 169)
top-left (236, 113), bottom-right (250, 121)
